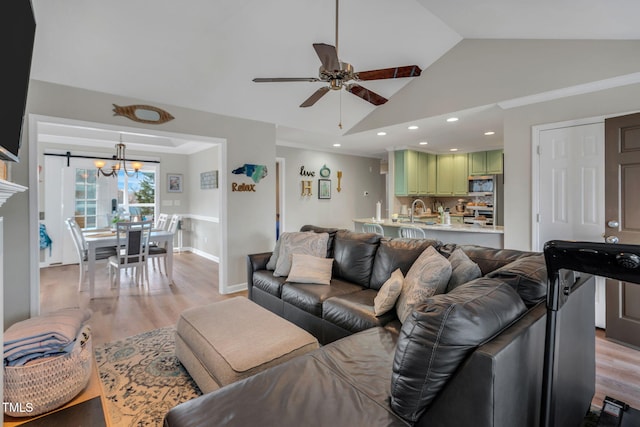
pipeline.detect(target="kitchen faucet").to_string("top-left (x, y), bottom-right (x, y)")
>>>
top-left (410, 199), bottom-right (427, 223)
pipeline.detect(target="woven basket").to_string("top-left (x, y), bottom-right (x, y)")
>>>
top-left (3, 334), bottom-right (92, 417)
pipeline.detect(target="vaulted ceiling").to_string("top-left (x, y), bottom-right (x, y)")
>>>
top-left (30, 0), bottom-right (640, 157)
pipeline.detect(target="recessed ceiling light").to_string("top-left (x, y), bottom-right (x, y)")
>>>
top-left (377, 131), bottom-right (387, 136)
top-left (446, 117), bottom-right (459, 122)
top-left (408, 125), bottom-right (419, 130)
top-left (484, 131), bottom-right (495, 136)
top-left (333, 143), bottom-right (341, 147)
top-left (449, 148), bottom-right (458, 152)
top-left (419, 141), bottom-right (428, 145)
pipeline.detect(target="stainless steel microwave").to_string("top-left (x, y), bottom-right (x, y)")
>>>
top-left (468, 176), bottom-right (494, 194)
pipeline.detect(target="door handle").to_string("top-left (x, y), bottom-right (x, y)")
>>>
top-left (607, 220), bottom-right (619, 228)
top-left (604, 235), bottom-right (619, 244)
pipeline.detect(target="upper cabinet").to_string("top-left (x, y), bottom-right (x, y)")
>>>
top-left (395, 150), bottom-right (471, 197)
top-left (394, 150), bottom-right (411, 196)
top-left (486, 149), bottom-right (503, 174)
top-left (469, 149), bottom-right (503, 175)
top-left (419, 151), bottom-right (437, 195)
top-left (394, 150), bottom-right (436, 196)
top-left (436, 153), bottom-right (468, 196)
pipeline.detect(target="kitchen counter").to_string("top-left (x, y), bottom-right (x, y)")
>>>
top-left (353, 218), bottom-right (504, 248)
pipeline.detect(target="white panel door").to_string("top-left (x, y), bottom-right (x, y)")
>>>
top-left (538, 122), bottom-right (606, 327)
top-left (43, 155), bottom-right (67, 266)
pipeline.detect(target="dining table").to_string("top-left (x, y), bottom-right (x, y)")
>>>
top-left (83, 229), bottom-right (175, 299)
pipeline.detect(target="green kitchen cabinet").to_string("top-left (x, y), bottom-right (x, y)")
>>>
top-left (469, 150), bottom-right (503, 175)
top-left (394, 150), bottom-right (434, 196)
top-left (418, 151), bottom-right (436, 195)
top-left (469, 151), bottom-right (487, 175)
top-left (394, 150), bottom-right (409, 196)
top-left (436, 153), bottom-right (468, 196)
top-left (486, 149), bottom-right (503, 174)
top-left (436, 154), bottom-right (453, 195)
top-left (452, 153), bottom-right (468, 195)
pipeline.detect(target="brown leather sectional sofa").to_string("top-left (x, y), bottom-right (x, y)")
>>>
top-left (164, 225), bottom-right (595, 427)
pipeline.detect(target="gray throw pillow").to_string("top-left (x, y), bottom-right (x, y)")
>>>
top-left (396, 246), bottom-right (452, 323)
top-left (273, 232), bottom-right (329, 277)
top-left (266, 238), bottom-right (281, 270)
top-left (374, 268), bottom-right (404, 316)
top-left (446, 248), bottom-right (482, 292)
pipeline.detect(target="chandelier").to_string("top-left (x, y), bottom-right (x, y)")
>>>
top-left (95, 134), bottom-right (142, 178)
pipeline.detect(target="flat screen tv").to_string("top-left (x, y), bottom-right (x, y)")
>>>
top-left (0, 0), bottom-right (36, 162)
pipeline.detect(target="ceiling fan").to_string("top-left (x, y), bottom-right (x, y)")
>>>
top-left (252, 0), bottom-right (422, 108)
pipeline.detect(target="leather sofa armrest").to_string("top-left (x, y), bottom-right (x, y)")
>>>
top-left (418, 275), bottom-right (595, 427)
top-left (247, 252), bottom-right (273, 299)
top-left (248, 252), bottom-right (272, 271)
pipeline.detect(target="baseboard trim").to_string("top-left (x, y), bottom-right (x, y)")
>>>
top-left (186, 247), bottom-right (219, 263)
top-left (224, 282), bottom-right (248, 294)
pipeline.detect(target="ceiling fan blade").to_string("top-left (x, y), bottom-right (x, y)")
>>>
top-left (356, 65), bottom-right (422, 81)
top-left (346, 84), bottom-right (388, 106)
top-left (300, 87), bottom-right (330, 108)
top-left (253, 77), bottom-right (320, 83)
top-left (313, 43), bottom-right (340, 71)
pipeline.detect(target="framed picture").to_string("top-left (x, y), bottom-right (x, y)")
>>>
top-left (200, 170), bottom-right (218, 189)
top-left (167, 173), bottom-right (183, 193)
top-left (318, 179), bottom-right (331, 199)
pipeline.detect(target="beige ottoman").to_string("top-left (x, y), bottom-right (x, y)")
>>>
top-left (176, 297), bottom-right (319, 393)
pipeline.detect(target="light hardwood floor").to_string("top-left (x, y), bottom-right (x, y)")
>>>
top-left (39, 252), bottom-right (244, 346)
top-left (39, 253), bottom-right (640, 411)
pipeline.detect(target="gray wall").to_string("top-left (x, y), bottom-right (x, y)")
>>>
top-left (185, 145), bottom-right (221, 258)
top-left (276, 145), bottom-right (384, 232)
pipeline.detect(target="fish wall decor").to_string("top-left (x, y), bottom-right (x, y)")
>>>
top-left (112, 104), bottom-right (175, 124)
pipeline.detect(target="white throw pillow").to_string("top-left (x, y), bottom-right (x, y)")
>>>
top-left (374, 268), bottom-right (404, 316)
top-left (286, 254), bottom-right (334, 285)
top-left (396, 246), bottom-right (452, 323)
top-left (273, 232), bottom-right (329, 277)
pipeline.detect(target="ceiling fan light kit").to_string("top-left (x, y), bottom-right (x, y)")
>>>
top-left (252, 0), bottom-right (422, 109)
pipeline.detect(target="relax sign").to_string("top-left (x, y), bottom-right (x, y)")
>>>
top-left (231, 183), bottom-right (256, 192)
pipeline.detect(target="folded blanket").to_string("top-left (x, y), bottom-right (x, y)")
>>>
top-left (4, 307), bottom-right (92, 366)
top-left (7, 325), bottom-right (92, 367)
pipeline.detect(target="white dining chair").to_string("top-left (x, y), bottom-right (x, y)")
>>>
top-left (155, 213), bottom-right (169, 231)
top-left (362, 222), bottom-right (384, 236)
top-left (149, 213), bottom-right (170, 270)
top-left (399, 225), bottom-right (426, 239)
top-left (65, 218), bottom-right (117, 291)
top-left (148, 214), bottom-right (181, 275)
top-left (108, 220), bottom-right (153, 288)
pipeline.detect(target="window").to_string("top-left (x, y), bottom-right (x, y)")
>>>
top-left (74, 168), bottom-right (98, 228)
top-left (117, 169), bottom-right (157, 221)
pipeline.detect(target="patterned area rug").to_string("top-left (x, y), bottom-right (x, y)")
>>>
top-left (94, 327), bottom-right (202, 426)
